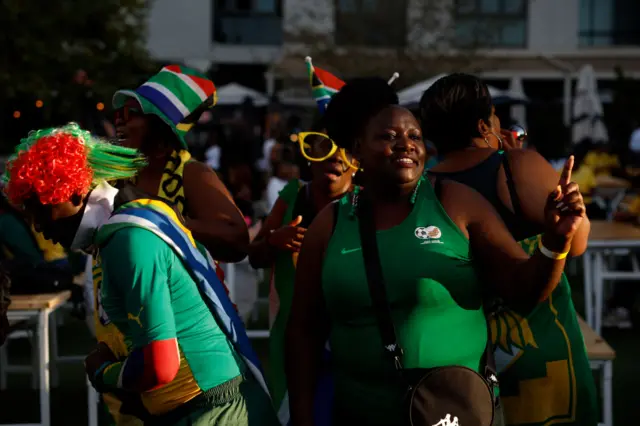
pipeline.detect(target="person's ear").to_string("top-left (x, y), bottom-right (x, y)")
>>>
top-left (477, 118), bottom-right (491, 137)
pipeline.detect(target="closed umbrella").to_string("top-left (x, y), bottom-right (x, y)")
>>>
top-left (509, 77), bottom-right (527, 129)
top-left (572, 65), bottom-right (608, 146)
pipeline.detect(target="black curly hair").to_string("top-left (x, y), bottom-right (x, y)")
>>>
top-left (324, 77), bottom-right (399, 151)
top-left (419, 73), bottom-right (493, 156)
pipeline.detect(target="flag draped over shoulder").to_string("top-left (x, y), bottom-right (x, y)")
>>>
top-left (306, 57), bottom-right (345, 114)
top-left (94, 199), bottom-right (269, 397)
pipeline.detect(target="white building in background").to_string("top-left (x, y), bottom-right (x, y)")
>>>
top-left (145, 0), bottom-right (640, 101)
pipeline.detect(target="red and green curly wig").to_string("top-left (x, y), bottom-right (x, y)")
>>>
top-left (3, 123), bottom-right (147, 207)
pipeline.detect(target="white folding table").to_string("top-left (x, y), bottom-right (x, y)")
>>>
top-left (583, 221), bottom-right (640, 335)
top-left (0, 292), bottom-right (71, 426)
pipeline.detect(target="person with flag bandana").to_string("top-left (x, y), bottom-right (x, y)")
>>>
top-left (3, 124), bottom-right (278, 426)
top-left (84, 65), bottom-right (249, 425)
top-left (249, 57), bottom-right (356, 425)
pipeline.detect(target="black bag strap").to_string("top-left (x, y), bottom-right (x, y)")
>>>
top-left (357, 195), bottom-right (405, 371)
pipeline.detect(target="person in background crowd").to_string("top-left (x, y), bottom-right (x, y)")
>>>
top-left (266, 146), bottom-right (300, 211)
top-left (422, 73), bottom-right (597, 426)
top-left (0, 192), bottom-right (50, 267)
top-left (0, 189), bottom-right (79, 310)
top-left (90, 65), bottom-right (249, 426)
top-left (205, 128), bottom-right (222, 171)
top-left (286, 77), bottom-right (585, 426)
top-left (3, 123), bottom-right (277, 426)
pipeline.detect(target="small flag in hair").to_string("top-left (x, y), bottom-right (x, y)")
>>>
top-left (306, 56), bottom-right (345, 114)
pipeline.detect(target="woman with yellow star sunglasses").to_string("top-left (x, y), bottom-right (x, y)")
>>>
top-left (249, 117), bottom-right (357, 424)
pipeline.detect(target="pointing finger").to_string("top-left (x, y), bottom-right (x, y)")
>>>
top-left (558, 155), bottom-right (574, 187)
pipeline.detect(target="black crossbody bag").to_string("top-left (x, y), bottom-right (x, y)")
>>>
top-left (357, 196), bottom-right (500, 426)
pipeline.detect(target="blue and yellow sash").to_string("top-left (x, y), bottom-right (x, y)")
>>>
top-left (94, 198), bottom-right (270, 398)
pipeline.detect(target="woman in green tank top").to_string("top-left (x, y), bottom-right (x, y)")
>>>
top-left (285, 78), bottom-right (587, 426)
top-left (249, 117), bottom-right (356, 423)
top-left (421, 73), bottom-right (597, 426)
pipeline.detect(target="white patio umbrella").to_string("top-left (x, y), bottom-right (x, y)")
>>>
top-left (572, 65), bottom-right (608, 146)
top-left (398, 74), bottom-right (528, 106)
top-left (509, 77), bottom-right (527, 128)
top-left (216, 83), bottom-right (269, 107)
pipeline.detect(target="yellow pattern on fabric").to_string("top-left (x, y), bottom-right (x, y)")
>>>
top-left (31, 227), bottom-right (67, 262)
top-left (127, 307), bottom-right (144, 328)
top-left (490, 235), bottom-right (578, 425)
top-left (157, 150), bottom-right (191, 215)
top-left (141, 349), bottom-right (202, 415)
top-left (94, 150), bottom-right (191, 425)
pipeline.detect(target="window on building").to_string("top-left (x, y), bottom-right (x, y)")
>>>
top-left (334, 0), bottom-right (407, 47)
top-left (213, 0), bottom-right (283, 45)
top-left (579, 0), bottom-right (640, 46)
top-left (454, 0), bottom-right (527, 48)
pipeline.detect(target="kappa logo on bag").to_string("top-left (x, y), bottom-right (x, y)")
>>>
top-left (432, 414), bottom-right (459, 426)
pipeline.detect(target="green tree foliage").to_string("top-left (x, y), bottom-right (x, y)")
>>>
top-left (0, 0), bottom-right (155, 149)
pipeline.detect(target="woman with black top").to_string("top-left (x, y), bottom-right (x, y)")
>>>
top-left (421, 73), bottom-right (597, 426)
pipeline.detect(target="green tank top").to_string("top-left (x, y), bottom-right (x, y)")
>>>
top-left (322, 179), bottom-right (487, 425)
top-left (492, 235), bottom-right (598, 426)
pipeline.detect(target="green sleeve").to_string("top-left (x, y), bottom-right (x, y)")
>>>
top-left (277, 178), bottom-right (302, 205)
top-left (0, 214), bottom-right (43, 265)
top-left (100, 227), bottom-right (177, 347)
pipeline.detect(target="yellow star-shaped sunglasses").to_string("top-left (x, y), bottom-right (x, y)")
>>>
top-left (294, 132), bottom-right (359, 171)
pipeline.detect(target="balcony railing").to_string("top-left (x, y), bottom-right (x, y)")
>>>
top-left (579, 30), bottom-right (640, 47)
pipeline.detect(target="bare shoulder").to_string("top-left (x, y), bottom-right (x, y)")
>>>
top-left (184, 159), bottom-right (217, 180)
top-left (506, 149), bottom-right (559, 182)
top-left (434, 178), bottom-right (489, 233)
top-left (183, 159), bottom-right (229, 192)
top-left (439, 178), bottom-right (486, 207)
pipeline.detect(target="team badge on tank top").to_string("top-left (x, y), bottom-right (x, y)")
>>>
top-left (414, 225), bottom-right (443, 244)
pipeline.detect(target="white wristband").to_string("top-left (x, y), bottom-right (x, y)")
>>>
top-left (538, 241), bottom-right (568, 260)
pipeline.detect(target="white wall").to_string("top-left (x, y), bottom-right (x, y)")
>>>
top-left (406, 0), bottom-right (454, 50)
top-left (147, 0), bottom-right (213, 62)
top-left (527, 0), bottom-right (579, 52)
top-left (283, 0), bottom-right (334, 37)
top-left (146, 0), bottom-right (281, 65)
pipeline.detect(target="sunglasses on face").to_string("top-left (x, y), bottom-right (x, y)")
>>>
top-left (296, 132), bottom-right (359, 170)
top-left (114, 103), bottom-right (142, 123)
